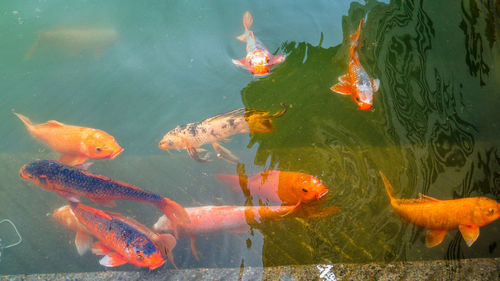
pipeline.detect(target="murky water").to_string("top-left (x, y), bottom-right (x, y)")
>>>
top-left (1, 0), bottom-right (499, 276)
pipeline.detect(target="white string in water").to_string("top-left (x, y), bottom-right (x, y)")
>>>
top-left (0, 219), bottom-right (22, 263)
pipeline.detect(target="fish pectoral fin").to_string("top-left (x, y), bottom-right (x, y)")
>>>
top-left (75, 231), bottom-right (93, 256)
top-left (59, 154), bottom-right (88, 167)
top-left (232, 58), bottom-right (250, 70)
top-left (338, 73), bottom-right (350, 83)
top-left (281, 201), bottom-right (302, 217)
top-left (89, 197), bottom-right (117, 208)
top-left (418, 193), bottom-right (440, 202)
top-left (459, 224), bottom-right (480, 247)
top-left (92, 241), bottom-right (112, 255)
top-left (212, 142), bottom-right (239, 165)
top-left (155, 234), bottom-right (177, 269)
top-left (270, 55), bottom-right (286, 65)
top-left (99, 252), bottom-right (128, 267)
top-left (330, 79), bottom-right (352, 96)
top-left (187, 146), bottom-right (211, 163)
top-left (425, 229), bottom-right (447, 248)
top-left (371, 78), bottom-right (380, 92)
top-left (55, 190), bottom-right (80, 202)
top-left (190, 235), bottom-right (200, 261)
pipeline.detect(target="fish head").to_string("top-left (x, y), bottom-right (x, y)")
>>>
top-left (152, 215), bottom-right (173, 233)
top-left (353, 80), bottom-right (374, 110)
top-left (158, 131), bottom-right (184, 151)
top-left (294, 174), bottom-right (330, 203)
top-left (84, 131), bottom-right (123, 160)
top-left (248, 50), bottom-right (272, 76)
top-left (52, 205), bottom-right (84, 232)
top-left (472, 198), bottom-right (500, 226)
top-left (146, 251), bottom-right (166, 270)
top-left (129, 247), bottom-right (165, 270)
top-left (19, 160), bottom-right (53, 189)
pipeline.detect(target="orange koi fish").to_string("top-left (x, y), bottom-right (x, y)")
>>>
top-left (20, 159), bottom-right (190, 237)
top-left (215, 170), bottom-right (330, 212)
top-left (159, 105), bottom-right (287, 164)
top-left (232, 11), bottom-right (286, 76)
top-left (14, 113), bottom-right (123, 166)
top-left (153, 204), bottom-right (339, 260)
top-left (68, 202), bottom-right (176, 270)
top-left (330, 19), bottom-right (380, 110)
top-left (380, 172), bottom-right (500, 247)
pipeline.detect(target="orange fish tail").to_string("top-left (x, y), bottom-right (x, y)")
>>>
top-left (243, 11), bottom-right (253, 30)
top-left (379, 171), bottom-right (396, 205)
top-left (350, 18), bottom-right (364, 44)
top-left (14, 112), bottom-right (35, 132)
top-left (158, 197), bottom-right (190, 234)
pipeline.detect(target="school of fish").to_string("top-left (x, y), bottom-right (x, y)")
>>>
top-left (12, 10), bottom-right (499, 273)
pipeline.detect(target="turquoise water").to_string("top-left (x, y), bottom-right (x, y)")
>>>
top-left (1, 0), bottom-right (499, 275)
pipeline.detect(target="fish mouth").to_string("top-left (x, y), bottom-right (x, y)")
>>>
top-left (358, 102), bottom-right (372, 110)
top-left (110, 147), bottom-right (124, 159)
top-left (317, 189), bottom-right (329, 199)
top-left (19, 164), bottom-right (29, 180)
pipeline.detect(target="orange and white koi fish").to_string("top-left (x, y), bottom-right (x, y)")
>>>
top-left (153, 204), bottom-right (339, 260)
top-left (69, 202), bottom-right (176, 270)
top-left (159, 105), bottom-right (287, 164)
top-left (330, 19), bottom-right (379, 110)
top-left (215, 170), bottom-right (330, 213)
top-left (380, 172), bottom-right (500, 247)
top-left (14, 113), bottom-right (123, 166)
top-left (232, 11), bottom-right (286, 76)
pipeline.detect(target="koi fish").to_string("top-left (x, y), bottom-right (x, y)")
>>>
top-left (153, 204), bottom-right (339, 260)
top-left (69, 202), bottom-right (176, 270)
top-left (159, 105), bottom-right (287, 164)
top-left (20, 159), bottom-right (190, 237)
top-left (330, 19), bottom-right (380, 110)
top-left (215, 170), bottom-right (330, 212)
top-left (380, 171), bottom-right (500, 247)
top-left (54, 204), bottom-right (178, 268)
top-left (14, 112), bottom-right (123, 167)
top-left (232, 11), bottom-right (286, 76)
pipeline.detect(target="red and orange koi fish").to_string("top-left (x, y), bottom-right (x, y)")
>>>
top-left (14, 112), bottom-right (123, 166)
top-left (232, 11), bottom-right (286, 76)
top-left (380, 171), bottom-right (500, 247)
top-left (153, 204), bottom-right (339, 260)
top-left (330, 19), bottom-right (379, 110)
top-left (20, 159), bottom-right (190, 237)
top-left (68, 202), bottom-right (176, 270)
top-left (215, 170), bottom-right (329, 212)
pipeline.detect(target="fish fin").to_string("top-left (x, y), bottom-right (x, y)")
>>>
top-left (55, 190), bottom-right (80, 202)
top-left (71, 202), bottom-right (113, 220)
top-left (190, 235), bottom-right (200, 261)
top-left (459, 224), bottom-right (480, 247)
top-left (24, 36), bottom-right (40, 60)
top-left (350, 18), bottom-right (364, 44)
top-left (75, 162), bottom-right (93, 170)
top-left (215, 174), bottom-right (248, 191)
top-left (242, 11), bottom-right (253, 30)
top-left (338, 73), bottom-right (351, 83)
top-left (158, 197), bottom-right (190, 238)
top-left (59, 154), bottom-right (88, 166)
top-left (75, 231), bottom-right (93, 256)
top-left (185, 138), bottom-right (210, 162)
top-left (371, 78), bottom-right (380, 92)
top-left (281, 201), bottom-right (302, 217)
top-left (236, 33), bottom-right (247, 42)
top-left (212, 142), bottom-right (239, 164)
top-left (155, 234), bottom-right (177, 269)
top-left (92, 241), bottom-right (112, 255)
top-left (379, 171), bottom-right (396, 202)
top-left (270, 55), bottom-right (286, 66)
top-left (232, 58), bottom-right (250, 70)
top-left (47, 120), bottom-right (65, 127)
top-left (418, 193), bottom-right (440, 202)
top-left (425, 229), bottom-right (447, 248)
top-left (99, 252), bottom-right (128, 267)
top-left (330, 78), bottom-right (352, 96)
top-left (89, 197), bottom-right (116, 208)
top-left (13, 112), bottom-right (35, 131)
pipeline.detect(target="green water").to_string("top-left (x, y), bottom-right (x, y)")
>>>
top-left (1, 0), bottom-right (499, 276)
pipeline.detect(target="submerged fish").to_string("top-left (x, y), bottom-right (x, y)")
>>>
top-left (69, 202), bottom-right (175, 270)
top-left (380, 171), bottom-right (500, 247)
top-left (159, 105), bottom-right (287, 164)
top-left (14, 113), bottom-right (123, 167)
top-left (215, 170), bottom-right (330, 212)
top-left (153, 204), bottom-right (339, 260)
top-left (232, 11), bottom-right (286, 76)
top-left (25, 28), bottom-right (118, 60)
top-left (330, 19), bottom-right (379, 110)
top-left (20, 160), bottom-right (190, 237)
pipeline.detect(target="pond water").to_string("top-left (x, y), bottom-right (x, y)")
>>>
top-left (1, 0), bottom-right (499, 276)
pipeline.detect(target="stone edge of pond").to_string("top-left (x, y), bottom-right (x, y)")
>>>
top-left (2, 257), bottom-right (499, 281)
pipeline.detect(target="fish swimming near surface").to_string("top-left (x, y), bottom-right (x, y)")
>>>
top-left (68, 202), bottom-right (176, 270)
top-left (330, 19), bottom-right (380, 110)
top-left (232, 11), bottom-right (286, 76)
top-left (153, 204), bottom-right (339, 260)
top-left (20, 159), bottom-right (190, 237)
top-left (380, 171), bottom-right (500, 247)
top-left (25, 28), bottom-right (118, 60)
top-left (14, 113), bottom-right (123, 167)
top-left (215, 170), bottom-right (330, 213)
top-left (159, 105), bottom-right (287, 164)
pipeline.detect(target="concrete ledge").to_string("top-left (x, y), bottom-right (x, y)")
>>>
top-left (2, 258), bottom-right (499, 281)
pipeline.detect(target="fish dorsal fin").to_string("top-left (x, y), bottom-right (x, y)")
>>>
top-left (419, 193), bottom-right (440, 202)
top-left (47, 120), bottom-right (65, 127)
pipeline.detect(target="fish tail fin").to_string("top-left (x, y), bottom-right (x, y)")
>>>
top-left (156, 233), bottom-right (177, 269)
top-left (158, 197), bottom-right (190, 238)
top-left (24, 35), bottom-right (40, 61)
top-left (215, 174), bottom-right (248, 190)
top-left (350, 18), bottom-right (364, 45)
top-left (13, 112), bottom-right (34, 131)
top-left (379, 171), bottom-right (396, 203)
top-left (245, 104), bottom-right (288, 133)
top-left (243, 11), bottom-right (253, 30)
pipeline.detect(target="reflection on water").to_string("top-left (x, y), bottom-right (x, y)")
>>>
top-left (0, 0), bottom-right (499, 276)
